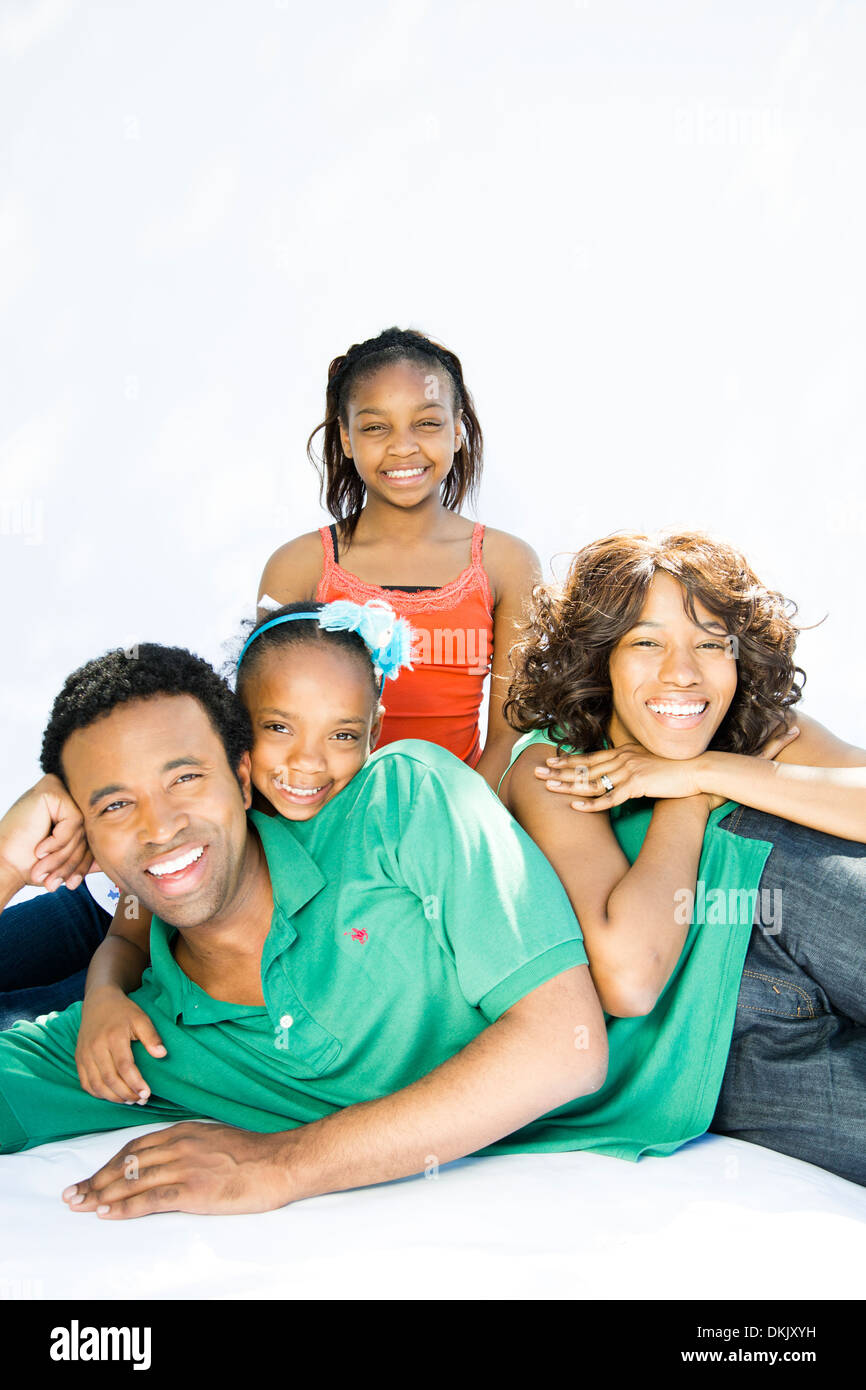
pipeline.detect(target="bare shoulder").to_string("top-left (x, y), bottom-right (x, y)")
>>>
top-left (480, 527), bottom-right (543, 602)
top-left (503, 738), bottom-right (623, 860)
top-left (775, 709), bottom-right (866, 768)
top-left (257, 529), bottom-right (324, 606)
top-left (481, 526), bottom-right (542, 570)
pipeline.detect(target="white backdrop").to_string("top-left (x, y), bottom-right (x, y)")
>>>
top-left (1, 0), bottom-right (864, 809)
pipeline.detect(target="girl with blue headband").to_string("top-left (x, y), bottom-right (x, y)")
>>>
top-left (235, 599), bottom-right (412, 821)
top-left (0, 600), bottom-right (414, 1102)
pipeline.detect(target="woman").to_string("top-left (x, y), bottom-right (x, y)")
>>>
top-left (499, 530), bottom-right (866, 1184)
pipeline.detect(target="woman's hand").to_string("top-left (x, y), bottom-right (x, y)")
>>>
top-left (75, 986), bottom-right (167, 1104)
top-left (535, 725), bottom-right (801, 813)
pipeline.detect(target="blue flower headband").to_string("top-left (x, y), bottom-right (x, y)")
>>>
top-left (236, 599), bottom-right (414, 695)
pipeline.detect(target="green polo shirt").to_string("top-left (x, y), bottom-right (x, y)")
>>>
top-left (482, 728), bottom-right (774, 1161)
top-left (0, 740), bottom-right (589, 1154)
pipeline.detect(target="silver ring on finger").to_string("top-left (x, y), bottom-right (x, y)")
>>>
top-left (600, 774), bottom-right (614, 793)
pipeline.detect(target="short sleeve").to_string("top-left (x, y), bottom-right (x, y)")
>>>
top-left (391, 755), bottom-right (588, 1022)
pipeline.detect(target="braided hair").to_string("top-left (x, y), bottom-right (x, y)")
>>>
top-left (306, 327), bottom-right (484, 543)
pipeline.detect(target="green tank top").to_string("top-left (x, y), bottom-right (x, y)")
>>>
top-left (484, 728), bottom-right (774, 1161)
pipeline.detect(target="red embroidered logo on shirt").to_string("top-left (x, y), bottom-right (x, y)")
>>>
top-left (343, 928), bottom-right (368, 944)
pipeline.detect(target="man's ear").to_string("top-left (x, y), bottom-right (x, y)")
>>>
top-left (369, 705), bottom-right (385, 752)
top-left (236, 751), bottom-right (253, 809)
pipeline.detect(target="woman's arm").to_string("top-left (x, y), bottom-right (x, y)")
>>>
top-left (474, 531), bottom-right (542, 790)
top-left (502, 744), bottom-right (714, 1017)
top-left (541, 713), bottom-right (866, 843)
top-left (696, 712), bottom-right (866, 841)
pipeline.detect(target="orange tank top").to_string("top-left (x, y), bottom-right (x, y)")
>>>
top-left (316, 522), bottom-right (494, 766)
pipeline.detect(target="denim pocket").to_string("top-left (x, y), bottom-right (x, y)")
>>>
top-left (735, 965), bottom-right (826, 1020)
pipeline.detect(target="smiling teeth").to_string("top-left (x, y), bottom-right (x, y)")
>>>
top-left (384, 467), bottom-right (425, 478)
top-left (647, 702), bottom-right (708, 717)
top-left (147, 846), bottom-right (204, 876)
top-left (284, 785), bottom-right (324, 797)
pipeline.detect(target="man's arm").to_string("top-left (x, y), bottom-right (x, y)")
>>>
top-left (0, 775), bottom-right (93, 910)
top-left (64, 964), bottom-right (607, 1218)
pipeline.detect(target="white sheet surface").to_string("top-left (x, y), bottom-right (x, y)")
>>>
top-left (1, 1125), bottom-right (864, 1300)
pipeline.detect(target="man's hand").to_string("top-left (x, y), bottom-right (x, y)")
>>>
top-left (75, 987), bottom-right (168, 1104)
top-left (0, 774), bottom-right (94, 898)
top-left (61, 1123), bottom-right (294, 1218)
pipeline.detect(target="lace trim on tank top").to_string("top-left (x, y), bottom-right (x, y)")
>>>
top-left (318, 521), bottom-right (493, 614)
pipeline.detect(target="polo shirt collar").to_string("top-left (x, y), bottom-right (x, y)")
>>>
top-left (248, 809), bottom-right (328, 923)
top-left (148, 812), bottom-right (328, 1025)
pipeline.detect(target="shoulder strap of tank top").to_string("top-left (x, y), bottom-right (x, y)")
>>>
top-left (469, 522), bottom-right (494, 613)
top-left (470, 521), bottom-right (485, 568)
top-left (318, 525), bottom-right (339, 594)
top-left (319, 524), bottom-right (335, 564)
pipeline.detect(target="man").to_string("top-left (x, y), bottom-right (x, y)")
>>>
top-left (0, 644), bottom-right (607, 1218)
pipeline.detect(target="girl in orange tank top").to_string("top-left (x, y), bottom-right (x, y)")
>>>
top-left (258, 327), bottom-right (541, 789)
top-left (317, 518), bottom-right (493, 766)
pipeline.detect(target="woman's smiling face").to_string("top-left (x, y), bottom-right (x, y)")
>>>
top-left (338, 359), bottom-right (462, 507)
top-left (243, 643), bottom-right (382, 820)
top-left (607, 572), bottom-right (738, 760)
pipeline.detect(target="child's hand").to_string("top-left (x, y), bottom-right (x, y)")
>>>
top-left (75, 987), bottom-right (167, 1104)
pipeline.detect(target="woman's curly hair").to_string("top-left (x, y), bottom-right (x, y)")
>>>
top-left (503, 532), bottom-right (806, 756)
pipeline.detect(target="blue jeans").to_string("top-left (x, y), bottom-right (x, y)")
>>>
top-left (0, 884), bottom-right (111, 1031)
top-left (711, 807), bottom-right (866, 1186)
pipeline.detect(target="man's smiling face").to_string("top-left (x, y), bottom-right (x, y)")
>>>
top-left (62, 694), bottom-right (253, 929)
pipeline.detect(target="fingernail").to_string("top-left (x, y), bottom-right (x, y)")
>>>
top-left (62, 1185), bottom-right (77, 1199)
top-left (571, 801), bottom-right (586, 808)
top-left (96, 1205), bottom-right (110, 1215)
top-left (70, 1194), bottom-right (85, 1206)
top-left (124, 1101), bottom-right (135, 1106)
top-left (547, 779), bottom-right (561, 788)
top-left (534, 767), bottom-right (550, 777)
top-left (547, 758), bottom-right (564, 766)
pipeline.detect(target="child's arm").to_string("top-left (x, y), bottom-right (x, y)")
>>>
top-left (74, 900), bottom-right (165, 1105)
top-left (256, 531), bottom-right (325, 617)
top-left (474, 531), bottom-right (542, 791)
